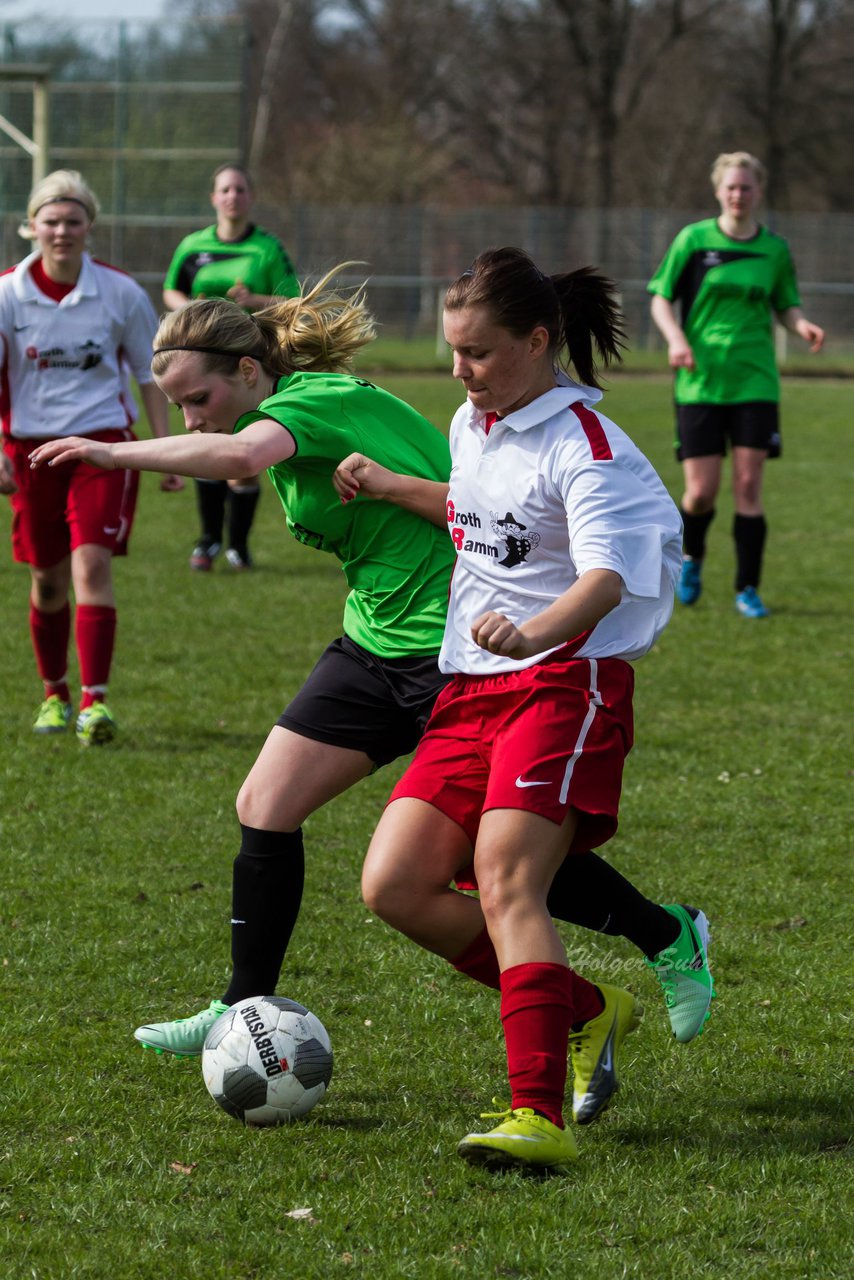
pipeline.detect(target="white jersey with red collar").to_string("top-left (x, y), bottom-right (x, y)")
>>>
top-left (441, 373), bottom-right (682, 675)
top-left (0, 250), bottom-right (158, 439)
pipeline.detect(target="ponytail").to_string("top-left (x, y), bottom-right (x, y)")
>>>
top-left (445, 247), bottom-right (624, 389)
top-left (152, 263), bottom-right (376, 381)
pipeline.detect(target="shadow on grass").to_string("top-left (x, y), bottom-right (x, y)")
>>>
top-left (614, 1090), bottom-right (853, 1156)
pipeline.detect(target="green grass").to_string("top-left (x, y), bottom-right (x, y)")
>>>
top-left (361, 336), bottom-right (854, 378)
top-left (1, 377), bottom-right (851, 1279)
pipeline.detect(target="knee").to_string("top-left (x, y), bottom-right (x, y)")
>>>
top-left (32, 578), bottom-right (66, 610)
top-left (361, 856), bottom-right (403, 924)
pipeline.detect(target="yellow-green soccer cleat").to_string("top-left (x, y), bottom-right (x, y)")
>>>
top-left (134, 1000), bottom-right (231, 1058)
top-left (569, 983), bottom-right (643, 1125)
top-left (75, 701), bottom-right (117, 746)
top-left (33, 694), bottom-right (73, 734)
top-left (457, 1102), bottom-right (579, 1171)
top-left (645, 904), bottom-right (715, 1043)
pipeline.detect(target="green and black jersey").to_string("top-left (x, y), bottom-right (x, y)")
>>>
top-left (647, 219), bottom-right (801, 404)
top-left (163, 223), bottom-right (299, 301)
top-left (234, 372), bottom-right (455, 659)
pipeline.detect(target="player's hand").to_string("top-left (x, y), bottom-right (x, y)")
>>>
top-left (667, 337), bottom-right (695, 370)
top-left (470, 611), bottom-right (532, 660)
top-left (29, 436), bottom-right (117, 471)
top-left (227, 280), bottom-right (253, 308)
top-left (797, 319), bottom-right (825, 354)
top-left (0, 452), bottom-right (17, 495)
top-left (332, 452), bottom-right (399, 504)
top-left (160, 473), bottom-right (185, 492)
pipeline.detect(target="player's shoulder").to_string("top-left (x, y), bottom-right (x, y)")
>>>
top-left (252, 223), bottom-right (284, 246)
top-left (758, 224), bottom-right (792, 251)
top-left (90, 257), bottom-right (134, 280)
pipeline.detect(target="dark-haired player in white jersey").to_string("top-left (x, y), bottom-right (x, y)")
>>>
top-left (335, 247), bottom-right (715, 1171)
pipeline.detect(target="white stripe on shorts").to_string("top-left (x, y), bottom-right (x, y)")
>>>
top-left (558, 658), bottom-right (603, 806)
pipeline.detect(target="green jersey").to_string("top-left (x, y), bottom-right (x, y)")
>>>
top-left (163, 223), bottom-right (299, 300)
top-left (235, 372), bottom-right (454, 658)
top-left (647, 219), bottom-right (801, 404)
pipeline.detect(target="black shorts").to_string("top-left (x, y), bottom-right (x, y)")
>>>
top-left (675, 402), bottom-right (781, 461)
top-left (277, 635), bottom-right (451, 767)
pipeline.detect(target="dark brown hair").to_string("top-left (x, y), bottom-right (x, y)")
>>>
top-left (445, 246), bottom-right (625, 389)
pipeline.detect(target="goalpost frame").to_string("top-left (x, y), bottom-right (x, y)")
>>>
top-left (0, 64), bottom-right (51, 186)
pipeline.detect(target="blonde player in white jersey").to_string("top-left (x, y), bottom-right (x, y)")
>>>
top-left (0, 170), bottom-right (181, 743)
top-left (333, 246), bottom-right (713, 1172)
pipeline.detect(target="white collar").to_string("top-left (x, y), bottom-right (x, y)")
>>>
top-left (464, 370), bottom-right (603, 435)
top-left (13, 250), bottom-right (97, 304)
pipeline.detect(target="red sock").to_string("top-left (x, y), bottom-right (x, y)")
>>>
top-left (76, 604), bottom-right (116, 709)
top-left (500, 962), bottom-right (578, 1129)
top-left (30, 602), bottom-right (71, 702)
top-left (451, 927), bottom-right (501, 990)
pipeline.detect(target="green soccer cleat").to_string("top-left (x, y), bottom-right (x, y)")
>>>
top-left (458, 1102), bottom-right (579, 1171)
top-left (645, 904), bottom-right (715, 1043)
top-left (569, 983), bottom-right (643, 1125)
top-left (33, 694), bottom-right (73, 734)
top-left (134, 999), bottom-right (231, 1058)
top-left (76, 701), bottom-right (117, 746)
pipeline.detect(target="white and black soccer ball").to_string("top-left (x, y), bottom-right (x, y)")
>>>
top-left (202, 995), bottom-right (333, 1126)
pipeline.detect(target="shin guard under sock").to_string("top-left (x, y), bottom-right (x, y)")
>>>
top-left (227, 485), bottom-right (260, 557)
top-left (195, 478), bottom-right (228, 547)
top-left (500, 963), bottom-right (575, 1128)
top-left (547, 851), bottom-right (680, 959)
top-left (30, 601), bottom-right (71, 696)
top-left (680, 507), bottom-right (715, 562)
top-left (222, 824), bottom-right (304, 1004)
top-left (733, 513), bottom-right (767, 591)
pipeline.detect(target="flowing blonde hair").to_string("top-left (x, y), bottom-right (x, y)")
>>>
top-left (19, 169), bottom-right (99, 240)
top-left (152, 263), bottom-right (376, 380)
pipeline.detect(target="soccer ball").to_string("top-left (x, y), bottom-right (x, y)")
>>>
top-left (202, 995), bottom-right (333, 1126)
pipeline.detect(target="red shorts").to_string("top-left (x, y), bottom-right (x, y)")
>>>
top-left (389, 651), bottom-right (635, 884)
top-left (3, 431), bottom-right (140, 568)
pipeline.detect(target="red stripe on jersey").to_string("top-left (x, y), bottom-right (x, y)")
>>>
top-left (91, 258), bottom-right (133, 278)
top-left (1, 334), bottom-right (10, 436)
top-left (570, 402), bottom-right (613, 460)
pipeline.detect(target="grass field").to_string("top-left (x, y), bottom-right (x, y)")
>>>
top-left (1, 376), bottom-right (851, 1279)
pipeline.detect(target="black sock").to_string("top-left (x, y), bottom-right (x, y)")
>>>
top-left (733, 513), bottom-right (766, 591)
top-left (228, 484), bottom-right (260, 557)
top-left (195, 478), bottom-right (228, 547)
top-left (547, 851), bottom-right (680, 959)
top-left (221, 824), bottom-right (305, 1004)
top-left (680, 507), bottom-right (715, 561)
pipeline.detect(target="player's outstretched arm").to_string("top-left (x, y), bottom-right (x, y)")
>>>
top-left (333, 452), bottom-right (449, 527)
top-left (29, 418), bottom-right (291, 481)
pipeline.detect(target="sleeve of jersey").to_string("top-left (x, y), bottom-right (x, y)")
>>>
top-left (238, 395), bottom-right (351, 460)
top-left (269, 242), bottom-right (300, 298)
top-left (120, 290), bottom-right (159, 383)
top-left (770, 240), bottom-right (802, 313)
top-left (163, 240), bottom-right (190, 292)
top-left (559, 458), bottom-right (678, 600)
top-left (646, 228), bottom-right (690, 299)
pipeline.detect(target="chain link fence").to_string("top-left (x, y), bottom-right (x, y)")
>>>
top-left (1, 18), bottom-right (852, 355)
